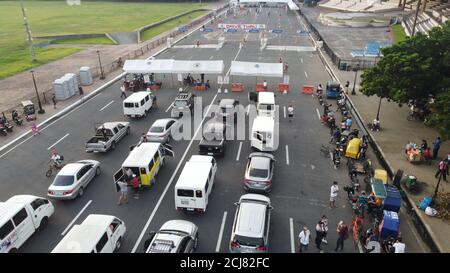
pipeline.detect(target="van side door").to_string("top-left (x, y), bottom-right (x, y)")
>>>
top-left (30, 198), bottom-right (52, 225)
top-left (12, 208), bottom-right (34, 247)
top-left (109, 218), bottom-right (124, 251)
top-left (95, 232), bottom-right (112, 253)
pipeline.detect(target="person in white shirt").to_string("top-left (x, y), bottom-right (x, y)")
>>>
top-left (287, 105), bottom-right (294, 122)
top-left (330, 181), bottom-right (339, 208)
top-left (298, 226), bottom-right (311, 253)
top-left (263, 80), bottom-right (267, 90)
top-left (392, 238), bottom-right (405, 253)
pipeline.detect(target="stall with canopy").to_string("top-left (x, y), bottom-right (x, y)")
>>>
top-left (229, 61), bottom-right (284, 92)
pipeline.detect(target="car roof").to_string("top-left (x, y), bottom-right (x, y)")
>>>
top-left (0, 195), bottom-right (42, 225)
top-left (58, 163), bottom-right (85, 175)
top-left (235, 201), bottom-right (267, 238)
top-left (123, 143), bottom-right (160, 167)
top-left (258, 92), bottom-right (275, 104)
top-left (160, 220), bottom-right (196, 235)
top-left (252, 116), bottom-right (274, 130)
top-left (152, 119), bottom-right (175, 127)
top-left (99, 122), bottom-right (127, 130)
top-left (250, 156), bottom-right (271, 169)
top-left (219, 99), bottom-right (236, 108)
top-left (123, 91), bottom-right (150, 102)
top-left (175, 162), bottom-right (212, 189)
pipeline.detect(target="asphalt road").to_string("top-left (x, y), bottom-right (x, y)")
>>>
top-left (0, 6), bottom-right (426, 253)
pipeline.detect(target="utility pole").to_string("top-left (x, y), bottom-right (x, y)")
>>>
top-left (19, 0), bottom-right (36, 62)
top-left (411, 0), bottom-right (422, 37)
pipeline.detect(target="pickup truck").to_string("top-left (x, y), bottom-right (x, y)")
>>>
top-left (85, 122), bottom-right (130, 153)
top-left (198, 121), bottom-right (226, 156)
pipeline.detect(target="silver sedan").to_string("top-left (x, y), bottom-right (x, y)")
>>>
top-left (146, 118), bottom-right (178, 143)
top-left (244, 153), bottom-right (275, 193)
top-left (47, 160), bottom-right (101, 200)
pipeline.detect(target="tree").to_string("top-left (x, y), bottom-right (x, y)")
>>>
top-left (360, 21), bottom-right (450, 139)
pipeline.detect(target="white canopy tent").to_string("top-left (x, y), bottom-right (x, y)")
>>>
top-left (230, 61), bottom-right (283, 78)
top-left (172, 60), bottom-right (224, 75)
top-left (287, 1), bottom-right (300, 10)
top-left (122, 59), bottom-right (175, 74)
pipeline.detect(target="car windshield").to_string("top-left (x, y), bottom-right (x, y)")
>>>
top-left (174, 100), bottom-right (187, 107)
top-left (249, 168), bottom-right (268, 178)
top-left (234, 235), bottom-right (264, 247)
top-left (150, 126), bottom-right (165, 133)
top-left (53, 175), bottom-right (74, 186)
top-left (258, 104), bottom-right (273, 111)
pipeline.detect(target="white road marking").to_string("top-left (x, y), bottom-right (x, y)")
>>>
top-left (165, 102), bottom-right (174, 113)
top-left (216, 211), bottom-right (228, 252)
top-left (316, 108), bottom-right (321, 120)
top-left (290, 218), bottom-right (295, 253)
top-left (300, 58), bottom-right (303, 63)
top-left (209, 56), bottom-right (214, 60)
top-left (286, 145), bottom-right (290, 165)
top-left (246, 105), bottom-right (250, 116)
top-left (236, 142), bottom-right (243, 161)
top-left (304, 71), bottom-right (308, 78)
top-left (61, 200), bottom-right (92, 236)
top-left (99, 100), bottom-right (114, 112)
top-left (311, 164), bottom-right (316, 170)
top-left (47, 133), bottom-right (70, 151)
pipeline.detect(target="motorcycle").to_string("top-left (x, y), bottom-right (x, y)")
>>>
top-left (332, 150), bottom-right (341, 169)
top-left (317, 94), bottom-right (324, 106)
top-left (1, 118), bottom-right (14, 132)
top-left (382, 236), bottom-right (396, 253)
top-left (11, 110), bottom-right (23, 126)
top-left (0, 123), bottom-right (7, 136)
top-left (46, 159), bottom-right (65, 177)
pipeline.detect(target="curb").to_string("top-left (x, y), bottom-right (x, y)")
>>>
top-left (0, 4), bottom-right (229, 156)
top-left (296, 10), bottom-right (442, 253)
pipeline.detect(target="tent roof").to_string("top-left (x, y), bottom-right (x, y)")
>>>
top-left (288, 1), bottom-right (300, 10)
top-left (123, 59), bottom-right (175, 74)
top-left (230, 61), bottom-right (283, 78)
top-left (172, 60), bottom-right (224, 74)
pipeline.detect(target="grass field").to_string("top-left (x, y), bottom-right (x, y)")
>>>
top-left (52, 36), bottom-right (115, 45)
top-left (141, 10), bottom-right (207, 41)
top-left (0, 1), bottom-right (205, 79)
top-left (392, 24), bottom-right (408, 44)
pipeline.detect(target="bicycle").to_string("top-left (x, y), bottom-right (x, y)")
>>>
top-left (320, 144), bottom-right (331, 158)
top-left (46, 162), bottom-right (65, 177)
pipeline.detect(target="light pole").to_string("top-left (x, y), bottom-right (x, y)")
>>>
top-left (351, 64), bottom-right (360, 95)
top-left (96, 50), bottom-right (105, 80)
top-left (432, 172), bottom-right (443, 205)
top-left (30, 70), bottom-right (45, 114)
top-left (19, 0), bottom-right (36, 62)
top-left (376, 96), bottom-right (382, 120)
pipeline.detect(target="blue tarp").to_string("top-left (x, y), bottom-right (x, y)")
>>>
top-left (351, 42), bottom-right (391, 58)
top-left (379, 210), bottom-right (400, 239)
top-left (383, 186), bottom-right (401, 213)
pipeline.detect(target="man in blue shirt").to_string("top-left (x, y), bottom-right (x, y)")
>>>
top-left (433, 137), bottom-right (441, 159)
top-left (345, 117), bottom-right (353, 130)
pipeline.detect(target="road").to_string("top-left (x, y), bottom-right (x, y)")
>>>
top-left (0, 5), bottom-right (426, 253)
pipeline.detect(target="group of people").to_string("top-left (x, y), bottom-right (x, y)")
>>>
top-left (184, 73), bottom-right (210, 89)
top-left (117, 167), bottom-right (141, 205)
top-left (298, 215), bottom-right (349, 253)
top-left (405, 137), bottom-right (446, 166)
top-left (122, 74), bottom-right (162, 94)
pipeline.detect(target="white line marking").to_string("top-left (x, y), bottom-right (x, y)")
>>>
top-left (316, 108), bottom-right (321, 120)
top-left (246, 105), bottom-right (250, 116)
top-left (236, 142), bottom-right (243, 161)
top-left (290, 217), bottom-right (295, 253)
top-left (47, 133), bottom-right (70, 150)
top-left (165, 102), bottom-right (174, 113)
top-left (300, 58), bottom-right (303, 63)
top-left (304, 71), bottom-right (308, 78)
top-left (61, 200), bottom-right (92, 236)
top-left (216, 211), bottom-right (228, 252)
top-left (209, 56), bottom-right (214, 60)
top-left (99, 100), bottom-right (114, 112)
top-left (286, 145), bottom-right (290, 165)
top-left (283, 106), bottom-right (286, 118)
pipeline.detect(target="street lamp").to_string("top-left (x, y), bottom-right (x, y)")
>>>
top-left (376, 96), bottom-right (383, 120)
top-left (351, 64), bottom-right (360, 95)
top-left (432, 172), bottom-right (443, 205)
top-left (30, 70), bottom-right (45, 114)
top-left (96, 50), bottom-right (105, 80)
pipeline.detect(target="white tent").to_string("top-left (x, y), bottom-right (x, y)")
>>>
top-left (122, 59), bottom-right (175, 74)
top-left (288, 1), bottom-right (300, 10)
top-left (230, 61), bottom-right (283, 78)
top-left (172, 60), bottom-right (224, 74)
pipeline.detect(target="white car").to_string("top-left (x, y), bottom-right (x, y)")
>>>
top-left (146, 118), bottom-right (178, 143)
top-left (144, 220), bottom-right (199, 253)
top-left (47, 160), bottom-right (101, 200)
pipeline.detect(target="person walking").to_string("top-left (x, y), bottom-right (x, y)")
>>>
top-left (51, 94), bottom-right (57, 109)
top-left (298, 226), bottom-right (311, 253)
top-left (263, 80), bottom-right (268, 91)
top-left (120, 84), bottom-right (127, 99)
top-left (334, 221), bottom-right (349, 251)
top-left (330, 181), bottom-right (339, 208)
top-left (321, 215), bottom-right (329, 244)
top-left (31, 122), bottom-right (39, 136)
top-left (117, 180), bottom-right (129, 205)
top-left (344, 81), bottom-right (350, 94)
top-left (345, 117), bottom-right (353, 130)
top-left (435, 159), bottom-right (449, 182)
top-left (433, 137), bottom-right (441, 159)
top-left (78, 86), bottom-right (84, 96)
top-left (315, 220), bottom-right (324, 252)
top-left (287, 104), bottom-right (294, 122)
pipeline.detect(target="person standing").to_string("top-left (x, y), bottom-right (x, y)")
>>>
top-left (334, 221), bottom-right (349, 251)
top-left (31, 122), bottom-right (39, 136)
top-left (344, 81), bottom-right (350, 94)
top-left (117, 180), bottom-right (129, 205)
top-left (392, 237), bottom-right (406, 253)
top-left (345, 117), bottom-right (353, 130)
top-left (433, 137), bottom-right (441, 159)
top-left (78, 86), bottom-right (84, 96)
top-left (330, 181), bottom-right (339, 208)
top-left (315, 220), bottom-right (324, 252)
top-left (263, 80), bottom-right (267, 91)
top-left (120, 84), bottom-right (127, 99)
top-left (435, 159), bottom-right (449, 182)
top-left (287, 105), bottom-right (294, 122)
top-left (298, 226), bottom-right (311, 253)
top-left (321, 215), bottom-right (329, 244)
top-left (52, 94), bottom-right (57, 109)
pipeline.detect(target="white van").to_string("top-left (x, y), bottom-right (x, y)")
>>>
top-left (0, 195), bottom-right (54, 253)
top-left (52, 214), bottom-right (126, 253)
top-left (123, 91), bottom-right (154, 118)
top-left (257, 92), bottom-right (275, 118)
top-left (175, 155), bottom-right (217, 212)
top-left (251, 116), bottom-right (275, 152)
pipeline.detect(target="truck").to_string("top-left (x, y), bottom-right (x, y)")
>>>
top-left (85, 122), bottom-right (130, 153)
top-left (170, 92), bottom-right (195, 118)
top-left (199, 121), bottom-right (226, 156)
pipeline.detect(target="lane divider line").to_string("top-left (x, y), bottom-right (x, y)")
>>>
top-left (283, 106), bottom-right (286, 119)
top-left (216, 211), bottom-right (228, 252)
top-left (47, 133), bottom-right (70, 151)
top-left (290, 217), bottom-right (295, 253)
top-left (61, 200), bottom-right (92, 236)
top-left (165, 102), bottom-right (174, 113)
top-left (304, 71), bottom-right (308, 78)
top-left (286, 145), bottom-right (290, 165)
top-left (236, 142), bottom-right (242, 161)
top-left (99, 100), bottom-right (114, 112)
top-left (316, 108), bottom-right (321, 120)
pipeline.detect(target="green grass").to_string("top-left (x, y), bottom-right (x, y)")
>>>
top-left (141, 10), bottom-right (207, 41)
top-left (52, 36), bottom-right (114, 45)
top-left (0, 1), bottom-right (205, 79)
top-left (392, 24), bottom-right (407, 44)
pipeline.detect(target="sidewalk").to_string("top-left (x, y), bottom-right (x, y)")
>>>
top-left (0, 1), bottom-right (227, 147)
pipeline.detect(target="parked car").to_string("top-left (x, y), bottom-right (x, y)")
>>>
top-left (144, 220), bottom-right (198, 253)
top-left (47, 160), bottom-right (101, 200)
top-left (244, 152), bottom-right (275, 193)
top-left (146, 118), bottom-right (178, 143)
top-left (85, 122), bottom-right (130, 153)
top-left (230, 194), bottom-right (272, 253)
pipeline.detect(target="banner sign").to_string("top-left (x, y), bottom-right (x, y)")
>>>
top-left (247, 28), bottom-right (260, 33)
top-left (202, 28), bottom-right (214, 33)
top-left (218, 24), bottom-right (266, 30)
top-left (271, 29), bottom-right (283, 34)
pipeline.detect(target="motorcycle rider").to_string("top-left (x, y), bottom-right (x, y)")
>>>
top-left (371, 118), bottom-right (380, 131)
top-left (50, 151), bottom-right (63, 168)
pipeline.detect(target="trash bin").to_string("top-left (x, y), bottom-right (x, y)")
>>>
top-left (79, 66), bottom-right (93, 86)
top-left (405, 175), bottom-right (417, 189)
